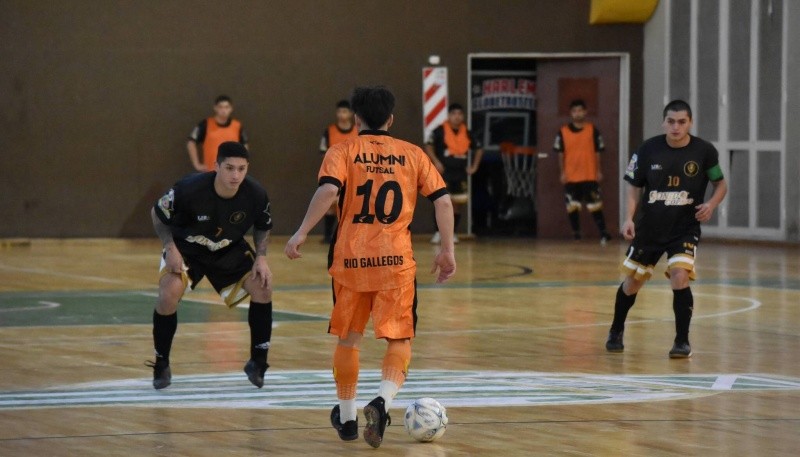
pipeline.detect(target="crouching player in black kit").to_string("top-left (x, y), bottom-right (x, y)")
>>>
top-left (606, 100), bottom-right (727, 358)
top-left (147, 141), bottom-right (274, 389)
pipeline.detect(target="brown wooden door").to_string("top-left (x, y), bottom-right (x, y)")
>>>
top-left (535, 58), bottom-right (620, 239)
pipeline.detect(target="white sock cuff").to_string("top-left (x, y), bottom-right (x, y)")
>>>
top-left (377, 380), bottom-right (400, 410)
top-left (339, 399), bottom-right (357, 423)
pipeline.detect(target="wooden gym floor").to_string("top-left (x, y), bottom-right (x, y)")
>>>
top-left (0, 236), bottom-right (798, 456)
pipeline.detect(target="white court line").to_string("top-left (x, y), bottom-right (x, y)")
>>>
top-left (0, 263), bottom-right (134, 285)
top-left (529, 250), bottom-right (791, 276)
top-left (711, 375), bottom-right (738, 390)
top-left (415, 290), bottom-right (762, 336)
top-left (135, 291), bottom-right (328, 319)
top-left (0, 301), bottom-right (60, 313)
top-left (0, 287), bottom-right (762, 339)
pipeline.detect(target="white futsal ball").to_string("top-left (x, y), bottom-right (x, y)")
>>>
top-left (403, 397), bottom-right (448, 442)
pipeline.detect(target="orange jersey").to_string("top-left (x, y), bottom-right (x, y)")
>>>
top-left (201, 118), bottom-right (244, 170)
top-left (557, 122), bottom-right (602, 183)
top-left (319, 130), bottom-right (447, 291)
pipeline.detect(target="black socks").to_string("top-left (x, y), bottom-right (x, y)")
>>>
top-left (153, 310), bottom-right (177, 361)
top-left (610, 285), bottom-right (693, 342)
top-left (590, 209), bottom-right (608, 234)
top-left (567, 211), bottom-right (580, 235)
top-left (611, 284), bottom-right (637, 332)
top-left (672, 287), bottom-right (693, 342)
top-left (248, 301), bottom-right (273, 363)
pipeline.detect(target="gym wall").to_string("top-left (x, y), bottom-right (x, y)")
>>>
top-left (0, 1), bottom-right (643, 237)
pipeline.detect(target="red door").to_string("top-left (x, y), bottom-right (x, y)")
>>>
top-left (535, 58), bottom-right (621, 239)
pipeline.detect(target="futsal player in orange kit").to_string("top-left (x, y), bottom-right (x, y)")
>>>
top-left (285, 86), bottom-right (456, 448)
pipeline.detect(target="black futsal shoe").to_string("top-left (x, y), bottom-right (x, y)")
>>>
top-left (605, 330), bottom-right (624, 352)
top-left (669, 340), bottom-right (693, 358)
top-left (363, 396), bottom-right (391, 448)
top-left (330, 405), bottom-right (359, 441)
top-left (244, 358), bottom-right (269, 388)
top-left (145, 357), bottom-right (172, 390)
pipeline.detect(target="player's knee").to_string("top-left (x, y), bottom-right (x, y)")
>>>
top-left (157, 276), bottom-right (184, 312)
top-left (669, 268), bottom-right (690, 289)
top-left (250, 286), bottom-right (272, 303)
top-left (566, 202), bottom-right (581, 212)
top-left (156, 293), bottom-right (180, 314)
top-left (339, 331), bottom-right (363, 348)
top-left (622, 276), bottom-right (644, 295)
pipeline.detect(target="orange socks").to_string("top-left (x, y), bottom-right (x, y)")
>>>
top-left (379, 339), bottom-right (411, 409)
top-left (334, 339), bottom-right (411, 417)
top-left (382, 338), bottom-right (411, 385)
top-left (333, 344), bottom-right (359, 401)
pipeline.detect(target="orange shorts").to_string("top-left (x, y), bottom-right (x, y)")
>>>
top-left (329, 280), bottom-right (417, 340)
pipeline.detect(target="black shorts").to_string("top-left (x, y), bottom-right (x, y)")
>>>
top-left (163, 240), bottom-right (255, 307)
top-left (620, 233), bottom-right (700, 281)
top-left (564, 181), bottom-right (602, 205)
top-left (442, 160), bottom-right (468, 195)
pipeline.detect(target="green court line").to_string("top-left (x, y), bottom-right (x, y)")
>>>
top-left (0, 291), bottom-right (326, 327)
top-left (1, 276), bottom-right (796, 328)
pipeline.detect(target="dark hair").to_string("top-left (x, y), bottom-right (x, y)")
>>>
top-left (569, 99), bottom-right (586, 109)
top-left (215, 95), bottom-right (232, 105)
top-left (448, 103), bottom-right (464, 113)
top-left (350, 86), bottom-right (395, 130)
top-left (217, 141), bottom-right (249, 163)
top-left (663, 99), bottom-right (692, 119)
top-left (336, 99), bottom-right (351, 110)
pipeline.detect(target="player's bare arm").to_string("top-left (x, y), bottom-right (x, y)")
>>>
top-left (186, 140), bottom-right (205, 172)
top-left (431, 195), bottom-right (456, 283)
top-left (622, 183), bottom-right (642, 240)
top-left (596, 152), bottom-right (603, 182)
top-left (695, 178), bottom-right (728, 222)
top-left (252, 229), bottom-right (272, 287)
top-left (557, 152), bottom-right (567, 184)
top-left (468, 147), bottom-right (484, 175)
top-left (424, 143), bottom-right (445, 174)
top-left (151, 207), bottom-right (184, 273)
top-left (285, 183), bottom-right (340, 259)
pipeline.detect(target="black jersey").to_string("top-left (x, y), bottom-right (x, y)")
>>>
top-left (154, 172), bottom-right (272, 257)
top-left (624, 134), bottom-right (724, 245)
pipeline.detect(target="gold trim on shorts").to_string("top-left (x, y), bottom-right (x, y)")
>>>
top-left (665, 254), bottom-right (697, 280)
top-left (620, 257), bottom-right (654, 281)
top-left (220, 272), bottom-right (252, 308)
top-left (159, 257), bottom-right (190, 293)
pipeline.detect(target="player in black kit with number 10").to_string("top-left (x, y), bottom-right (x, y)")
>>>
top-left (606, 100), bottom-right (727, 358)
top-left (147, 141), bottom-right (274, 389)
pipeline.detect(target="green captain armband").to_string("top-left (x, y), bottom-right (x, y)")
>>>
top-left (706, 164), bottom-right (724, 181)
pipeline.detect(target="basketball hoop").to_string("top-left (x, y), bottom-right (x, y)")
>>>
top-left (499, 142), bottom-right (536, 199)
